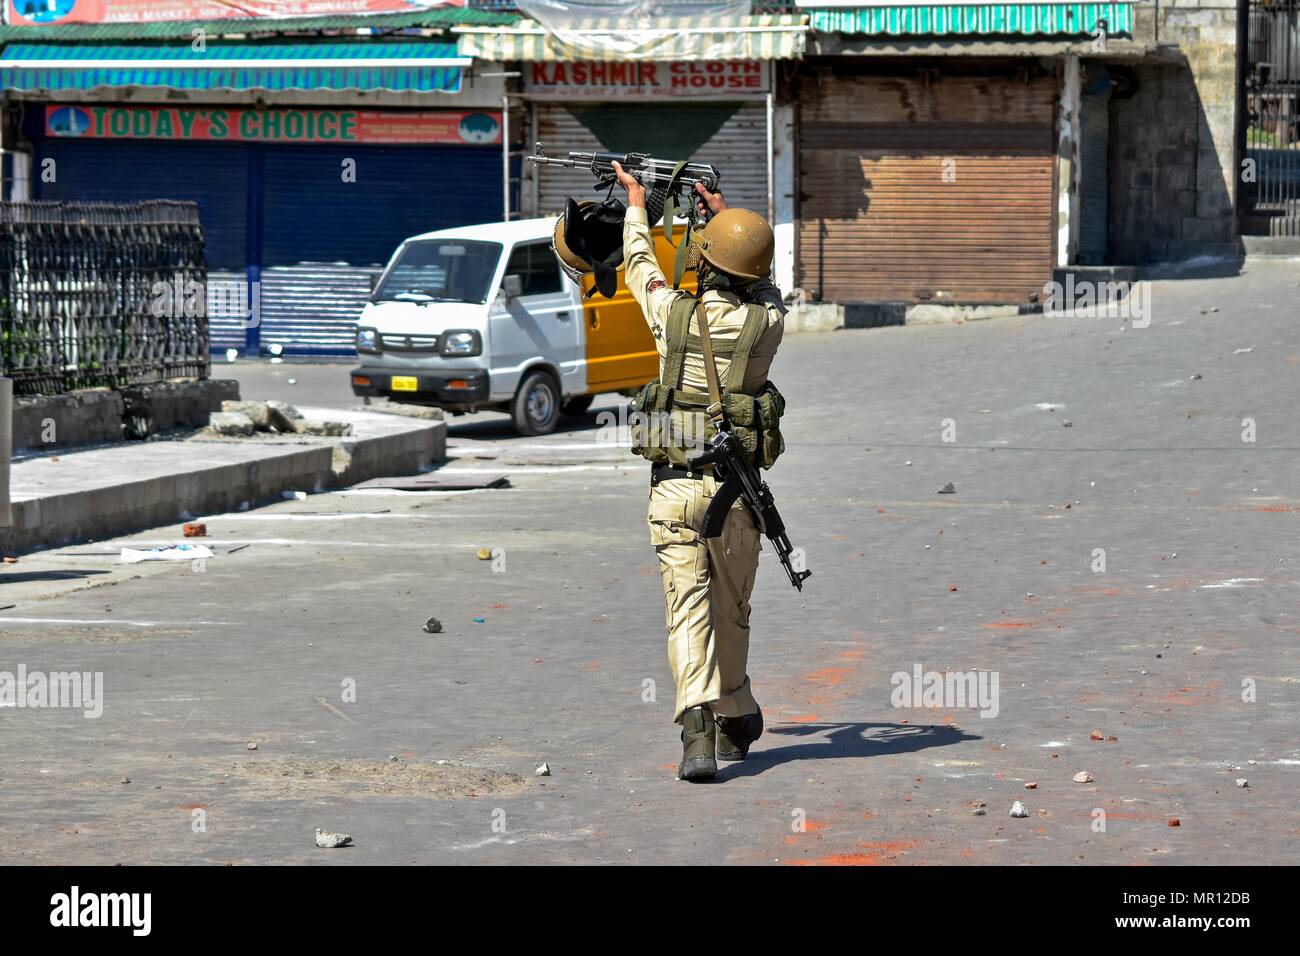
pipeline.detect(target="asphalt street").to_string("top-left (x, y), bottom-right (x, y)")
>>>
top-left (1, 259), bottom-right (1298, 864)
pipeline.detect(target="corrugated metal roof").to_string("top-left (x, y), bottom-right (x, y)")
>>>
top-left (810, 3), bottom-right (1131, 37)
top-left (0, 9), bottom-right (517, 43)
top-left (0, 42), bottom-right (465, 94)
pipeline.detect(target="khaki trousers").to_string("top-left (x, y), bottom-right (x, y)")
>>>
top-left (647, 473), bottom-right (761, 723)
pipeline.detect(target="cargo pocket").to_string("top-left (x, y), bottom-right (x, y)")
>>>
top-left (647, 497), bottom-right (693, 629)
top-left (647, 498), bottom-right (695, 547)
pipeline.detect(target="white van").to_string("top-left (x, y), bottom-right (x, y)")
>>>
top-left (349, 217), bottom-right (694, 435)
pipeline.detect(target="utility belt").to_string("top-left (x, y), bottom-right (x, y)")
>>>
top-left (650, 461), bottom-right (710, 485)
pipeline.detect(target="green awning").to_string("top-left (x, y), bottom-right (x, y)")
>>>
top-left (455, 15), bottom-right (809, 62)
top-left (809, 3), bottom-right (1131, 36)
top-left (0, 42), bottom-right (469, 93)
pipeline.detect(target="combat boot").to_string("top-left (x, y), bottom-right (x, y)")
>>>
top-left (678, 705), bottom-right (717, 781)
top-left (715, 706), bottom-right (763, 761)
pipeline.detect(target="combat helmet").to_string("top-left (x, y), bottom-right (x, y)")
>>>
top-left (691, 208), bottom-right (774, 281)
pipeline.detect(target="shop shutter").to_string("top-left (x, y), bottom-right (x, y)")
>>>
top-left (1078, 91), bottom-right (1111, 265)
top-left (260, 143), bottom-right (500, 267)
top-left (258, 264), bottom-right (383, 356)
top-left (34, 138), bottom-right (249, 270)
top-left (258, 143), bottom-right (499, 354)
top-left (533, 101), bottom-right (768, 218)
top-left (798, 73), bottom-right (1056, 304)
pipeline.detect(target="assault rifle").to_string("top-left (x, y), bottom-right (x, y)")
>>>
top-left (526, 142), bottom-right (721, 228)
top-left (684, 293), bottom-right (811, 592)
top-left (689, 428), bottom-right (812, 592)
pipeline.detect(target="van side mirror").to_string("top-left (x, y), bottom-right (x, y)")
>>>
top-left (502, 274), bottom-right (524, 301)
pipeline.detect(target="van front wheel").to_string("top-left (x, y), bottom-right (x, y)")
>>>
top-left (512, 371), bottom-right (561, 436)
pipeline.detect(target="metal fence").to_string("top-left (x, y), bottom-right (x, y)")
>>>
top-left (1243, 0), bottom-right (1300, 236)
top-left (0, 201), bottom-right (209, 396)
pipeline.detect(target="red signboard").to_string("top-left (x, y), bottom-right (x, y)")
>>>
top-left (45, 104), bottom-right (502, 145)
top-left (6, 1), bottom-right (458, 28)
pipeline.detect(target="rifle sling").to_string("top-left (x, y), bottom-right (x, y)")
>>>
top-left (693, 299), bottom-right (725, 418)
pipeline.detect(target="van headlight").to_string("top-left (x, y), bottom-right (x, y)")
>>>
top-left (441, 330), bottom-right (481, 357)
top-left (356, 327), bottom-right (381, 353)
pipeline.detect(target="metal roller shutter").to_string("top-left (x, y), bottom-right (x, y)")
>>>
top-left (533, 101), bottom-right (768, 218)
top-left (799, 74), bottom-right (1056, 304)
top-left (1079, 91), bottom-right (1111, 265)
top-left (259, 264), bottom-right (383, 356)
top-left (206, 269), bottom-right (250, 354)
top-left (261, 144), bottom-right (500, 267)
top-left (33, 139), bottom-right (249, 270)
top-left (258, 143), bottom-right (498, 354)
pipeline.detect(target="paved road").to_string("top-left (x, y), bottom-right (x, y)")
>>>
top-left (2, 260), bottom-right (1298, 864)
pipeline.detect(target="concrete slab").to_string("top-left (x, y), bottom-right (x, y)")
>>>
top-left (0, 409), bottom-right (446, 555)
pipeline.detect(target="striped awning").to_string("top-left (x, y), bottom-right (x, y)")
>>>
top-left (808, 3), bottom-right (1131, 36)
top-left (0, 42), bottom-right (469, 93)
top-left (455, 15), bottom-right (809, 62)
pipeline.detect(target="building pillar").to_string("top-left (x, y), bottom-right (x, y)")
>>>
top-left (1057, 54), bottom-right (1082, 267)
top-left (772, 97), bottom-right (796, 293)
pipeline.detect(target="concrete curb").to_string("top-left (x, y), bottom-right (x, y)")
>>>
top-left (0, 416), bottom-right (447, 556)
top-left (0, 445), bottom-right (334, 554)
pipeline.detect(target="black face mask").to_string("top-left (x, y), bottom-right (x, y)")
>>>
top-left (564, 197), bottom-right (627, 299)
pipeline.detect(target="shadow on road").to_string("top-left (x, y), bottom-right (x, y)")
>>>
top-left (717, 720), bottom-right (981, 780)
top-left (445, 401), bottom-right (624, 440)
top-left (0, 569), bottom-right (112, 585)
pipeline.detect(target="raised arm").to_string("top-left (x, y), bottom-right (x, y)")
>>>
top-left (614, 160), bottom-right (683, 335)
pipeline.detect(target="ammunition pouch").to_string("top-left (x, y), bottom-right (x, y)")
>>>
top-left (629, 379), bottom-right (785, 470)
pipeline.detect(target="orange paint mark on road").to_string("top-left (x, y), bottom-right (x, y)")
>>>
top-left (804, 667), bottom-right (851, 686)
top-left (793, 854), bottom-right (880, 866)
top-left (981, 621), bottom-right (1033, 629)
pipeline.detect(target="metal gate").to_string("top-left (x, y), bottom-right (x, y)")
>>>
top-left (1243, 0), bottom-right (1300, 236)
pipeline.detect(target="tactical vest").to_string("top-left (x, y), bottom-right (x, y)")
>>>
top-left (630, 293), bottom-right (785, 470)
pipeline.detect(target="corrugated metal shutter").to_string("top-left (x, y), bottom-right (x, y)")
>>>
top-left (33, 138), bottom-right (249, 269)
top-left (261, 144), bottom-right (499, 267)
top-left (533, 101), bottom-right (768, 218)
top-left (259, 264), bottom-right (382, 356)
top-left (206, 269), bottom-right (249, 353)
top-left (1078, 91), bottom-right (1110, 265)
top-left (259, 143), bottom-right (498, 354)
top-left (798, 73), bottom-right (1056, 304)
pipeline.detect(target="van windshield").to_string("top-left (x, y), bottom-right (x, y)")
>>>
top-left (373, 240), bottom-right (503, 305)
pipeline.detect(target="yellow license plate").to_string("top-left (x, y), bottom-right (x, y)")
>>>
top-left (390, 376), bottom-right (419, 392)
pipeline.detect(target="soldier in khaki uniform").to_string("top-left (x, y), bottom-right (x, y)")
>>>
top-left (610, 161), bottom-right (786, 781)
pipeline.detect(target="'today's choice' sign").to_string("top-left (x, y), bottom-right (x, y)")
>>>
top-left (45, 105), bottom-right (502, 145)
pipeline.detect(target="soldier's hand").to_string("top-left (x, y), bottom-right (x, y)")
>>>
top-left (611, 161), bottom-right (646, 209)
top-left (694, 181), bottom-right (727, 218)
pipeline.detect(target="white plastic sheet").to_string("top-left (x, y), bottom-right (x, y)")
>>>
top-left (516, 0), bottom-right (757, 61)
